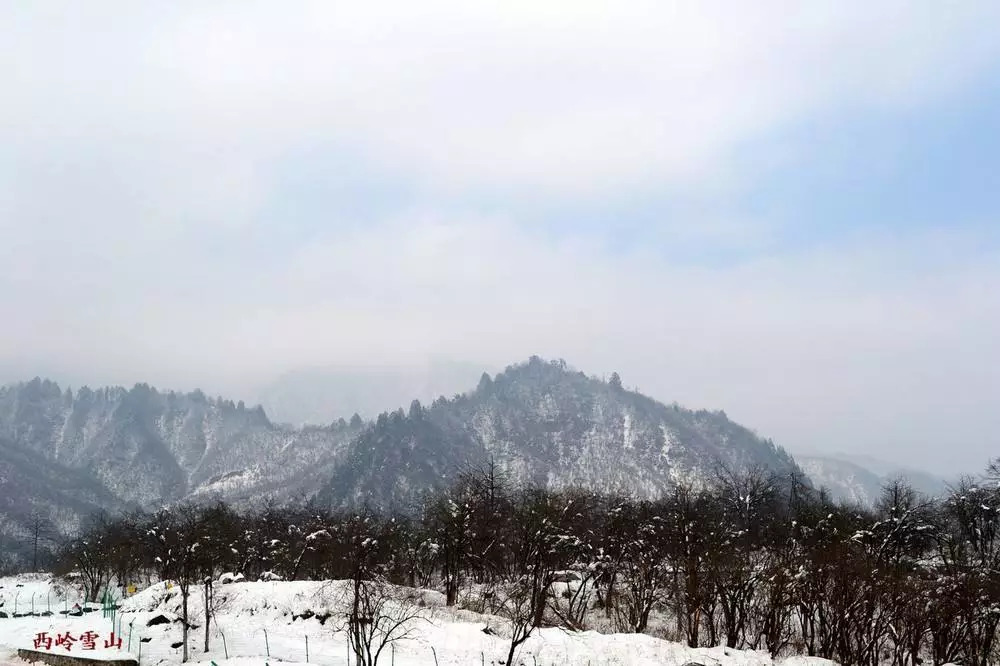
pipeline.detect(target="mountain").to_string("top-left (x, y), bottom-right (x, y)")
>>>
top-left (833, 452), bottom-right (954, 495)
top-left (316, 357), bottom-right (805, 508)
top-left (0, 358), bottom-right (806, 554)
top-left (796, 453), bottom-right (951, 506)
top-left (0, 378), bottom-right (362, 518)
top-left (0, 436), bottom-right (127, 565)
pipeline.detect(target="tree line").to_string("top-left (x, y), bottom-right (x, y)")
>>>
top-left (52, 459), bottom-right (1000, 666)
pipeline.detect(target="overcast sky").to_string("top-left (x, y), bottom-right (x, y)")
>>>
top-left (2, 2), bottom-right (998, 474)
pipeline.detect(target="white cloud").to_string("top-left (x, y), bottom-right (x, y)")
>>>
top-left (0, 2), bottom-right (998, 472)
top-left (274, 218), bottom-right (1000, 472)
top-left (4, 2), bottom-right (1000, 199)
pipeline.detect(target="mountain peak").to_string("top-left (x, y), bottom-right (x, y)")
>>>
top-left (316, 356), bottom-right (803, 508)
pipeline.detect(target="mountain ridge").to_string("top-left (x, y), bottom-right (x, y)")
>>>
top-left (317, 357), bottom-right (804, 508)
top-left (0, 357), bottom-right (806, 562)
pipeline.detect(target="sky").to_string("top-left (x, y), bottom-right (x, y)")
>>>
top-left (1, 1), bottom-right (998, 475)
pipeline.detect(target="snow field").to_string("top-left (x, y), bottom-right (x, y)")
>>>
top-left (0, 576), bottom-right (838, 666)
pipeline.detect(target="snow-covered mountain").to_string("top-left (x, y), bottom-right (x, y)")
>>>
top-left (317, 357), bottom-right (805, 508)
top-left (0, 357), bottom-right (805, 545)
top-left (0, 378), bottom-right (362, 551)
top-left (796, 453), bottom-right (950, 506)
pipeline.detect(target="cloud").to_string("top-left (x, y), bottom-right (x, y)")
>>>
top-left (1, 201), bottom-right (998, 472)
top-left (273, 217), bottom-right (1000, 472)
top-left (0, 2), bottom-right (998, 473)
top-left (4, 2), bottom-right (1000, 199)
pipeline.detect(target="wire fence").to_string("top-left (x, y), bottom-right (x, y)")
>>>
top-left (122, 617), bottom-right (562, 666)
top-left (0, 581), bottom-right (740, 666)
top-left (0, 582), bottom-right (91, 618)
top-left (210, 620), bottom-right (344, 664)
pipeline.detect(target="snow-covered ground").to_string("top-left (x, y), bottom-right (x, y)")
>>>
top-left (0, 575), bottom-right (838, 666)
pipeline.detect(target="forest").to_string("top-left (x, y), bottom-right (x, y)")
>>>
top-left (46, 460), bottom-right (1000, 666)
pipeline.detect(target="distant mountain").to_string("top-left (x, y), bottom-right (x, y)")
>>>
top-left (796, 453), bottom-right (951, 506)
top-left (795, 456), bottom-right (885, 507)
top-left (833, 453), bottom-right (954, 495)
top-left (0, 378), bottom-right (362, 526)
top-left (0, 358), bottom-right (806, 558)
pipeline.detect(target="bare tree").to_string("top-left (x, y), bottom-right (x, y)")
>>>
top-left (334, 511), bottom-right (423, 666)
top-left (28, 509), bottom-right (53, 572)
top-left (194, 502), bottom-right (241, 654)
top-left (60, 512), bottom-right (113, 602)
top-left (425, 481), bottom-right (475, 606)
top-left (345, 576), bottom-right (424, 666)
top-left (147, 505), bottom-right (204, 663)
top-left (496, 490), bottom-right (583, 665)
top-left (610, 501), bottom-right (671, 634)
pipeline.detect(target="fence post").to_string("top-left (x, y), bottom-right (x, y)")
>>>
top-left (305, 634), bottom-right (309, 663)
top-left (128, 621), bottom-right (134, 651)
top-left (392, 642), bottom-right (395, 666)
top-left (221, 631), bottom-right (229, 659)
top-left (31, 593), bottom-right (35, 615)
top-left (47, 590), bottom-right (51, 613)
top-left (263, 628), bottom-right (269, 657)
top-left (14, 592), bottom-right (19, 615)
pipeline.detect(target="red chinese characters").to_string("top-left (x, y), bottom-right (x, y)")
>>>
top-left (55, 632), bottom-right (76, 651)
top-left (32, 630), bottom-right (122, 652)
top-left (80, 631), bottom-right (100, 650)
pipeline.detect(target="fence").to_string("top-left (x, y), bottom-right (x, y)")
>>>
top-left (0, 581), bottom-right (730, 666)
top-left (0, 582), bottom-right (92, 618)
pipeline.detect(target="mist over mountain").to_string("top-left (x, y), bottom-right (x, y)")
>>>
top-left (0, 357), bottom-right (807, 557)
top-left (252, 358), bottom-right (490, 425)
top-left (797, 453), bottom-right (951, 507)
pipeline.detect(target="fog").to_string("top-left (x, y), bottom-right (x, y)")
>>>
top-left (1, 2), bottom-right (998, 474)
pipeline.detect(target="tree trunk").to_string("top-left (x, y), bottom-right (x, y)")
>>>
top-left (505, 638), bottom-right (523, 666)
top-left (532, 582), bottom-right (548, 628)
top-left (604, 572), bottom-right (616, 619)
top-left (446, 574), bottom-right (458, 606)
top-left (351, 575), bottom-right (365, 665)
top-left (182, 586), bottom-right (189, 663)
top-left (203, 580), bottom-right (211, 653)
